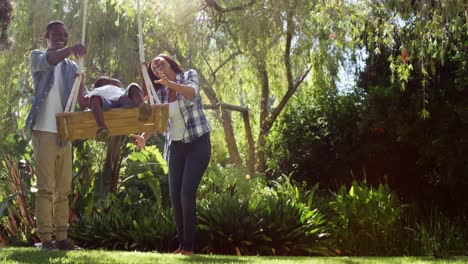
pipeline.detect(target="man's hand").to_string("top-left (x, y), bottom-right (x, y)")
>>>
top-left (69, 44), bottom-right (87, 57)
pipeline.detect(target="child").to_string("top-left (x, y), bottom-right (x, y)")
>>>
top-left (80, 76), bottom-right (152, 141)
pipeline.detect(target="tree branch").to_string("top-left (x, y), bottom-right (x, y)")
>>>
top-left (203, 102), bottom-right (248, 113)
top-left (205, 0), bottom-right (257, 13)
top-left (213, 51), bottom-right (242, 76)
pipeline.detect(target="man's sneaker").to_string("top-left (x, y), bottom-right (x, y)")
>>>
top-left (39, 240), bottom-right (58, 252)
top-left (138, 103), bottom-right (152, 122)
top-left (55, 239), bottom-right (83, 250)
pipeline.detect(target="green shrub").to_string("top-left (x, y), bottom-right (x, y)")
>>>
top-left (197, 164), bottom-right (268, 255)
top-left (410, 211), bottom-right (468, 258)
top-left (330, 180), bottom-right (406, 255)
top-left (0, 154), bottom-right (37, 246)
top-left (197, 174), bottom-right (332, 256)
top-left (198, 163), bottom-right (256, 202)
top-left (70, 196), bottom-right (176, 251)
top-left (256, 194), bottom-right (331, 256)
top-left (266, 88), bottom-right (363, 188)
top-left (121, 144), bottom-right (169, 208)
top-left (197, 192), bottom-right (265, 255)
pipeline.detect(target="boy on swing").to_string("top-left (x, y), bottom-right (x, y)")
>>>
top-left (79, 76), bottom-right (152, 141)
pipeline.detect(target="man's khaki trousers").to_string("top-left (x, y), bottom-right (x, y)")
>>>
top-left (32, 130), bottom-right (72, 242)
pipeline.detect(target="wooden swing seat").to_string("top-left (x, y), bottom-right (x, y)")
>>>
top-left (56, 104), bottom-right (168, 144)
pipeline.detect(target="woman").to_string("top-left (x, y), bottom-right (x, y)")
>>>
top-left (131, 54), bottom-right (211, 255)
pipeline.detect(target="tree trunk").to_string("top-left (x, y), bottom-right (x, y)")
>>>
top-left (205, 103), bottom-right (256, 176)
top-left (256, 59), bottom-right (270, 172)
top-left (242, 110), bottom-right (255, 176)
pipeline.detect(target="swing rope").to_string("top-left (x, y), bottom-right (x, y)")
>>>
top-left (137, 0), bottom-right (160, 104)
top-left (64, 0), bottom-right (88, 113)
top-left (64, 0), bottom-right (160, 114)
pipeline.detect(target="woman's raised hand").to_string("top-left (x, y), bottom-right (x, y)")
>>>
top-left (153, 72), bottom-right (169, 87)
top-left (130, 134), bottom-right (146, 150)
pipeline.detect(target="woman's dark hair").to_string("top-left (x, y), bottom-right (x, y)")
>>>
top-left (146, 54), bottom-right (183, 91)
top-left (158, 54), bottom-right (183, 74)
top-left (146, 61), bottom-right (161, 91)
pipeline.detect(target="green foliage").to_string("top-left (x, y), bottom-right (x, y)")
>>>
top-left (199, 164), bottom-right (255, 201)
top-left (330, 180), bottom-right (406, 256)
top-left (70, 195), bottom-right (176, 251)
top-left (70, 140), bottom-right (106, 218)
top-left (121, 144), bottom-right (169, 208)
top-left (255, 194), bottom-right (331, 256)
top-left (411, 211), bottom-right (468, 258)
top-left (358, 28), bottom-right (468, 212)
top-left (197, 171), bottom-right (331, 256)
top-left (266, 87), bottom-right (363, 186)
top-left (0, 154), bottom-right (37, 246)
top-left (197, 192), bottom-right (265, 255)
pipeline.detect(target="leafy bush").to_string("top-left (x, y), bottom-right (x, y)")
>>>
top-left (197, 192), bottom-right (265, 255)
top-left (410, 211), bottom-right (468, 258)
top-left (69, 142), bottom-right (175, 251)
top-left (256, 194), bottom-right (331, 256)
top-left (198, 163), bottom-right (256, 202)
top-left (121, 144), bottom-right (169, 208)
top-left (197, 173), bottom-right (332, 256)
top-left (70, 195), bottom-right (176, 251)
top-left (266, 88), bottom-right (363, 188)
top-left (0, 154), bottom-right (38, 246)
top-left (330, 180), bottom-right (406, 255)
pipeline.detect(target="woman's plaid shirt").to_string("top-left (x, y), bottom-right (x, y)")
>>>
top-left (156, 69), bottom-right (211, 143)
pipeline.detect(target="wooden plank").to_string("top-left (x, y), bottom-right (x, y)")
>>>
top-left (56, 104), bottom-right (168, 143)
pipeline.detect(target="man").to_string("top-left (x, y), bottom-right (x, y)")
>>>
top-left (24, 20), bottom-right (87, 251)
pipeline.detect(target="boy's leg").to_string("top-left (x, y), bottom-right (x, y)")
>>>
top-left (127, 85), bottom-right (144, 105)
top-left (90, 96), bottom-right (106, 129)
top-left (90, 96), bottom-right (109, 141)
top-left (127, 85), bottom-right (151, 122)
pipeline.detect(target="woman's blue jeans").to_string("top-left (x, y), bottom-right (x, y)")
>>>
top-left (168, 132), bottom-right (211, 251)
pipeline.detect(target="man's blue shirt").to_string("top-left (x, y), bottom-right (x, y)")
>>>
top-left (24, 49), bottom-right (79, 133)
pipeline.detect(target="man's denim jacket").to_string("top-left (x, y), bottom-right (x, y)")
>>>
top-left (24, 49), bottom-right (79, 134)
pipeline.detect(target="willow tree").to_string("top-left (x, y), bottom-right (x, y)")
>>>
top-left (1, 0), bottom-right (148, 201)
top-left (205, 0), bottom-right (361, 172)
top-left (0, 0), bottom-right (13, 50)
top-left (356, 0), bottom-right (467, 118)
top-left (132, 0), bottom-right (362, 172)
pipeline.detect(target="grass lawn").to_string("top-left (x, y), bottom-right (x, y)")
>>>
top-left (1, 247), bottom-right (467, 264)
